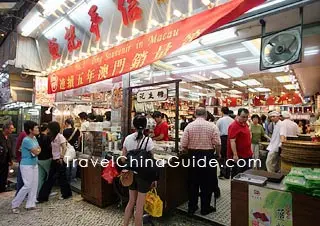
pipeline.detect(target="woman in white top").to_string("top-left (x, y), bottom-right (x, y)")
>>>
top-left (123, 115), bottom-right (155, 226)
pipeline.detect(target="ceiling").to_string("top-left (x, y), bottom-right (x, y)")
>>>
top-left (129, 1), bottom-right (320, 98)
top-left (0, 0), bottom-right (38, 46)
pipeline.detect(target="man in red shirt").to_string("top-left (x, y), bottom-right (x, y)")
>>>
top-left (227, 108), bottom-right (253, 178)
top-left (152, 111), bottom-right (169, 141)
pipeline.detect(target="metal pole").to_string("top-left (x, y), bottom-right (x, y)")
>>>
top-left (175, 81), bottom-right (179, 153)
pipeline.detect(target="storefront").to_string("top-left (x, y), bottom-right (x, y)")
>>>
top-left (10, 0), bottom-right (320, 225)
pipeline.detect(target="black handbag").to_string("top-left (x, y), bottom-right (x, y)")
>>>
top-left (126, 137), bottom-right (159, 182)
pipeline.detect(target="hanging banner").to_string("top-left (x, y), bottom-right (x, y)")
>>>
top-left (249, 185), bottom-right (293, 226)
top-left (48, 0), bottom-right (264, 94)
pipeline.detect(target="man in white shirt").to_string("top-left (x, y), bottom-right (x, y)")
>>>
top-left (280, 111), bottom-right (300, 139)
top-left (216, 107), bottom-right (234, 178)
top-left (266, 111), bottom-right (284, 173)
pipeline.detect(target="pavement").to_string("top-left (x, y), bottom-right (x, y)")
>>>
top-left (0, 190), bottom-right (213, 226)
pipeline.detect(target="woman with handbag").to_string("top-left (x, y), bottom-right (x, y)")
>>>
top-left (63, 119), bottom-right (80, 182)
top-left (123, 115), bottom-right (155, 226)
top-left (38, 122), bottom-right (72, 202)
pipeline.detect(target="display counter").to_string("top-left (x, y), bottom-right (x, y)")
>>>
top-left (80, 148), bottom-right (188, 213)
top-left (231, 171), bottom-right (320, 226)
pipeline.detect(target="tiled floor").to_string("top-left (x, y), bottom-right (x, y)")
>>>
top-left (177, 178), bottom-right (231, 226)
top-left (0, 190), bottom-right (213, 226)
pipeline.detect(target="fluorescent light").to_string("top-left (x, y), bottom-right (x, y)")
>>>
top-left (21, 12), bottom-right (45, 36)
top-left (173, 9), bottom-right (182, 18)
top-left (211, 71), bottom-right (231, 79)
top-left (304, 47), bottom-right (319, 56)
top-left (222, 67), bottom-right (244, 78)
top-left (241, 39), bottom-right (261, 56)
top-left (171, 64), bottom-right (226, 74)
top-left (255, 88), bottom-right (271, 92)
top-left (268, 66), bottom-right (287, 73)
top-left (193, 85), bottom-right (203, 90)
top-left (229, 90), bottom-right (242, 94)
top-left (276, 75), bottom-right (291, 83)
top-left (178, 55), bottom-right (203, 66)
top-left (232, 81), bottom-right (247, 87)
top-left (182, 74), bottom-right (210, 81)
top-left (41, 0), bottom-right (66, 16)
top-left (236, 58), bottom-right (260, 65)
top-left (166, 77), bottom-right (174, 80)
top-left (209, 83), bottom-right (228, 89)
top-left (248, 88), bottom-right (257, 92)
top-left (130, 66), bottom-right (151, 75)
top-left (200, 28), bottom-right (237, 46)
top-left (180, 88), bottom-right (190, 92)
top-left (241, 79), bottom-right (261, 86)
top-left (247, 0), bottom-right (287, 13)
top-left (202, 0), bottom-right (211, 6)
top-left (284, 84), bottom-right (299, 90)
top-left (218, 48), bottom-right (247, 56)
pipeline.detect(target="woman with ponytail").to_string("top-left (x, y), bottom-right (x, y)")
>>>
top-left (122, 115), bottom-right (155, 226)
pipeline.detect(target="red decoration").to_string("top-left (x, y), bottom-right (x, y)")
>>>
top-left (65, 25), bottom-right (82, 52)
top-left (48, 0), bottom-right (265, 94)
top-left (118, 0), bottom-right (143, 26)
top-left (88, 5), bottom-right (103, 41)
top-left (48, 38), bottom-right (61, 60)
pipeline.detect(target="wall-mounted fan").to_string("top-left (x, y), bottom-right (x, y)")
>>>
top-left (260, 25), bottom-right (302, 70)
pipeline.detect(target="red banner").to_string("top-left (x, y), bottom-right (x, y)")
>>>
top-left (48, 0), bottom-right (264, 94)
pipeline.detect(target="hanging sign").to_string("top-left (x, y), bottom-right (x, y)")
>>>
top-left (48, 38), bottom-right (61, 60)
top-left (137, 88), bottom-right (168, 103)
top-left (34, 77), bottom-right (55, 106)
top-left (65, 25), bottom-right (82, 52)
top-left (48, 0), bottom-right (264, 94)
top-left (249, 185), bottom-right (293, 226)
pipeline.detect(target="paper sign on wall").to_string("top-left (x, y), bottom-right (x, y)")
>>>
top-left (137, 88), bottom-right (168, 103)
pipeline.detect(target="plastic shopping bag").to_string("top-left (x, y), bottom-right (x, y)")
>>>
top-left (144, 188), bottom-right (163, 217)
top-left (101, 160), bottom-right (119, 184)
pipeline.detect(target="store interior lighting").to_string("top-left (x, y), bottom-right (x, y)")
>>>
top-left (200, 28), bottom-right (238, 46)
top-left (255, 87), bottom-right (271, 92)
top-left (276, 75), bottom-right (292, 83)
top-left (211, 71), bottom-right (231, 79)
top-left (241, 79), bottom-right (261, 86)
top-left (209, 83), bottom-right (228, 89)
top-left (232, 81), bottom-right (247, 87)
top-left (248, 88), bottom-right (257, 92)
top-left (284, 84), bottom-right (299, 90)
top-left (217, 48), bottom-right (248, 56)
top-left (201, 0), bottom-right (211, 6)
top-left (229, 89), bottom-right (242, 94)
top-left (235, 57), bottom-right (260, 65)
top-left (304, 47), bottom-right (319, 56)
top-left (171, 63), bottom-right (226, 74)
top-left (221, 67), bottom-right (244, 78)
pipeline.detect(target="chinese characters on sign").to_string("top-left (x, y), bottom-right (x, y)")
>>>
top-left (137, 88), bottom-right (168, 103)
top-left (249, 185), bottom-right (292, 226)
top-left (118, 0), bottom-right (143, 26)
top-left (65, 25), bottom-right (82, 52)
top-left (48, 38), bottom-right (61, 60)
top-left (48, 0), bottom-right (265, 93)
top-left (88, 5), bottom-right (103, 41)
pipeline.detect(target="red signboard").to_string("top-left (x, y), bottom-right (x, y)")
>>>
top-left (48, 0), bottom-right (264, 94)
